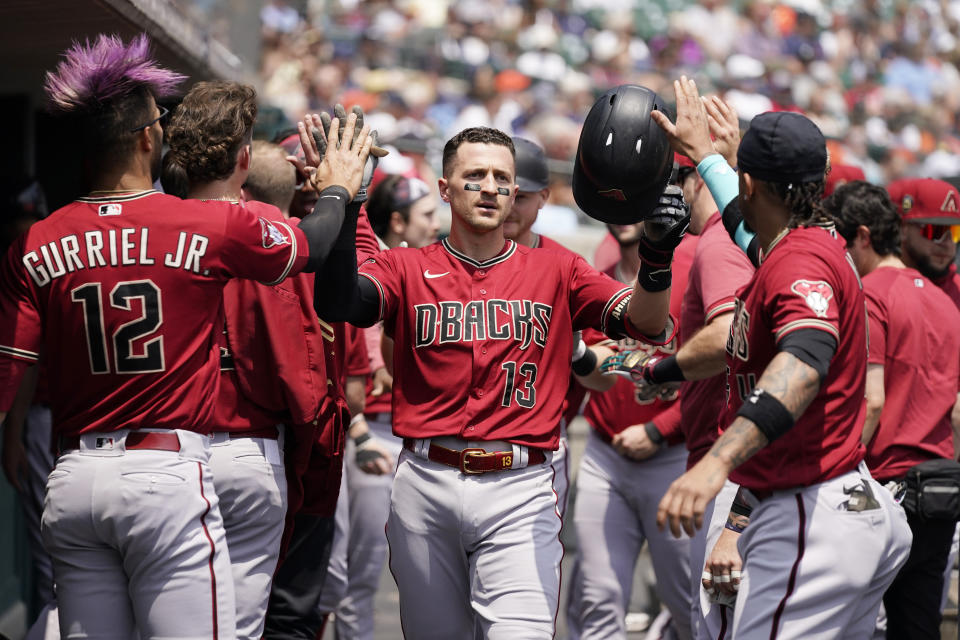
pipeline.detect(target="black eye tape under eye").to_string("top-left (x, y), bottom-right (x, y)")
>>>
top-left (464, 183), bottom-right (511, 196)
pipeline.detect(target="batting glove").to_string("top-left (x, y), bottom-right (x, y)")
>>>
top-left (310, 103), bottom-right (388, 204)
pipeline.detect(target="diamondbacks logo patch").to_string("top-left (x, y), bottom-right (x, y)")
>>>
top-left (259, 218), bottom-right (291, 249)
top-left (942, 190), bottom-right (958, 213)
top-left (98, 203), bottom-right (122, 216)
top-left (791, 279), bottom-right (834, 318)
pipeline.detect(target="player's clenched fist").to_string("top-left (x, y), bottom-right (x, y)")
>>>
top-left (657, 462), bottom-right (726, 538)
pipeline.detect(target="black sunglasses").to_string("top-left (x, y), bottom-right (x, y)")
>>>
top-left (130, 105), bottom-right (169, 132)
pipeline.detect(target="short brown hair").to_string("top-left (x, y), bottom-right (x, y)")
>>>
top-left (245, 141), bottom-right (296, 213)
top-left (442, 127), bottom-right (515, 178)
top-left (165, 81), bottom-right (257, 184)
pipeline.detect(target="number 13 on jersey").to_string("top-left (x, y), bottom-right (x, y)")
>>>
top-left (501, 361), bottom-right (537, 408)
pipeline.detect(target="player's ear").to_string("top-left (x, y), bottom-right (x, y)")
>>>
top-left (856, 225), bottom-right (872, 249)
top-left (537, 187), bottom-right (550, 208)
top-left (138, 127), bottom-right (154, 153)
top-left (438, 177), bottom-right (450, 203)
top-left (238, 144), bottom-right (251, 172)
top-left (741, 172), bottom-right (755, 201)
top-left (389, 210), bottom-right (406, 235)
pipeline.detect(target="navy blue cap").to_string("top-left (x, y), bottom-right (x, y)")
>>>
top-left (511, 137), bottom-right (550, 192)
top-left (737, 112), bottom-right (827, 184)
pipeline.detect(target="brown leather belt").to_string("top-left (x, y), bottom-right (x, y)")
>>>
top-left (403, 439), bottom-right (546, 474)
top-left (59, 432), bottom-right (181, 453)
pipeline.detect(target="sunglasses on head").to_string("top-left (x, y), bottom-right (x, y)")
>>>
top-left (913, 222), bottom-right (960, 243)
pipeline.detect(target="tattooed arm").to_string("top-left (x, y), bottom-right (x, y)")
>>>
top-left (656, 351), bottom-right (821, 537)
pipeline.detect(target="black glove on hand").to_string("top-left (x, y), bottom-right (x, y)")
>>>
top-left (637, 184), bottom-right (691, 291)
top-left (310, 103), bottom-right (388, 203)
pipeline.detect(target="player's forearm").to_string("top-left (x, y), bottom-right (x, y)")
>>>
top-left (676, 313), bottom-right (733, 380)
top-left (625, 283), bottom-right (670, 340)
top-left (298, 186), bottom-right (352, 272)
top-left (3, 364), bottom-right (38, 435)
top-left (705, 351), bottom-right (820, 471)
top-left (345, 375), bottom-right (367, 417)
top-left (862, 365), bottom-right (885, 445)
top-left (574, 345), bottom-right (617, 392)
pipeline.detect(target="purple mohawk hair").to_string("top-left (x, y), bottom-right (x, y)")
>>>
top-left (44, 33), bottom-right (185, 113)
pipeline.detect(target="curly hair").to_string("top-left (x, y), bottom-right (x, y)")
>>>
top-left (442, 127), bottom-right (515, 178)
top-left (823, 181), bottom-right (901, 256)
top-left (164, 81), bottom-right (257, 185)
top-left (764, 179), bottom-right (833, 229)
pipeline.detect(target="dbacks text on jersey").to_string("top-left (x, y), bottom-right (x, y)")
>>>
top-left (415, 299), bottom-right (551, 350)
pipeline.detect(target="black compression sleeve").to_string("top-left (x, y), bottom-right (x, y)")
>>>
top-left (721, 199), bottom-right (761, 268)
top-left (298, 186), bottom-right (352, 272)
top-left (778, 328), bottom-right (837, 380)
top-left (312, 200), bottom-right (381, 326)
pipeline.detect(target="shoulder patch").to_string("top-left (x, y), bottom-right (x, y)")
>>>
top-left (260, 218), bottom-right (291, 249)
top-left (790, 279), bottom-right (834, 318)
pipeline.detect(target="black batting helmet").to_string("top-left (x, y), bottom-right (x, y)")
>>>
top-left (572, 85), bottom-right (673, 224)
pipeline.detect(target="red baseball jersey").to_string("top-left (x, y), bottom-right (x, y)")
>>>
top-left (862, 266), bottom-right (960, 481)
top-left (933, 264), bottom-right (960, 311)
top-left (359, 238), bottom-right (663, 450)
top-left (0, 191), bottom-right (307, 435)
top-left (214, 200), bottom-right (328, 435)
top-left (537, 233), bottom-right (590, 425)
top-left (676, 213), bottom-right (755, 467)
top-left (723, 226), bottom-right (867, 491)
top-left (582, 234), bottom-right (698, 442)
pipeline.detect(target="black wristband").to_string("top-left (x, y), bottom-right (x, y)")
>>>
top-left (649, 355), bottom-right (686, 384)
top-left (352, 432), bottom-right (372, 447)
top-left (731, 487), bottom-right (753, 517)
top-left (571, 347), bottom-right (598, 376)
top-left (637, 261), bottom-right (672, 292)
top-left (735, 387), bottom-right (795, 443)
top-left (644, 422), bottom-right (665, 446)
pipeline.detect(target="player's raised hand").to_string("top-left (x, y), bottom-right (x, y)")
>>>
top-left (650, 76), bottom-right (716, 165)
top-left (703, 525), bottom-right (743, 597)
top-left (309, 110), bottom-right (373, 200)
top-left (702, 95), bottom-right (741, 170)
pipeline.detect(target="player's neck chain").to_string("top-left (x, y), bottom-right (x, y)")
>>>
top-left (200, 196), bottom-right (241, 203)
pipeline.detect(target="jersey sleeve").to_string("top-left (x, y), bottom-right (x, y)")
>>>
top-left (357, 249), bottom-right (403, 324)
top-left (567, 255), bottom-right (633, 337)
top-left (356, 208), bottom-right (382, 264)
top-left (651, 398), bottom-right (684, 445)
top-left (0, 236), bottom-right (42, 366)
top-left (765, 253), bottom-right (841, 344)
top-left (698, 236), bottom-right (754, 322)
top-left (217, 204), bottom-right (309, 285)
top-left (864, 288), bottom-right (887, 366)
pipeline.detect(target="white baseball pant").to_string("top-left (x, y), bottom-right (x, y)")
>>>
top-left (387, 440), bottom-right (564, 639)
top-left (207, 432), bottom-right (286, 639)
top-left (570, 431), bottom-right (693, 640)
top-left (732, 465), bottom-right (912, 639)
top-left (41, 429), bottom-right (236, 639)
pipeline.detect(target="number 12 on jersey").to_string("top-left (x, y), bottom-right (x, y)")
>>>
top-left (501, 361), bottom-right (537, 408)
top-left (71, 279), bottom-right (165, 374)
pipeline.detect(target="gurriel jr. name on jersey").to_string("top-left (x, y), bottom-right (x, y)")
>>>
top-left (22, 228), bottom-right (210, 287)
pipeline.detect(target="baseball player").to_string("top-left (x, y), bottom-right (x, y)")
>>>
top-left (0, 34), bottom-right (372, 638)
top-left (243, 140), bottom-right (298, 217)
top-left (828, 180), bottom-right (960, 638)
top-left (653, 77), bottom-right (913, 638)
top-left (311, 120), bottom-right (688, 639)
top-left (602, 149), bottom-right (756, 639)
top-left (161, 80), bottom-right (317, 639)
top-left (565, 210), bottom-right (698, 640)
top-left (332, 174), bottom-right (437, 640)
top-left (888, 177), bottom-right (960, 309)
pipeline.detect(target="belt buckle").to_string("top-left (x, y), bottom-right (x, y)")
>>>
top-left (459, 447), bottom-right (488, 474)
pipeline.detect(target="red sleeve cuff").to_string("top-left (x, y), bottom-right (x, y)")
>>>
top-left (651, 400), bottom-right (684, 445)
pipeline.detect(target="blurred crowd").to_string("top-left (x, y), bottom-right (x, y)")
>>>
top-left (238, 0), bottom-right (960, 199)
